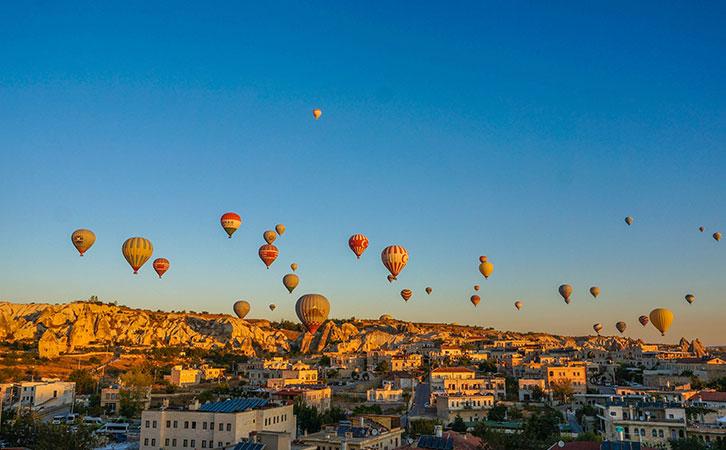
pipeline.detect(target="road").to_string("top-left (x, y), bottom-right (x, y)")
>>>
top-left (409, 382), bottom-right (432, 417)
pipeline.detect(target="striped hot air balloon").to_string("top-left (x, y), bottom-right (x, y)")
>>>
top-left (348, 234), bottom-right (369, 259)
top-left (400, 289), bottom-right (412, 302)
top-left (258, 244), bottom-right (279, 269)
top-left (220, 212), bottom-right (242, 238)
top-left (295, 294), bottom-right (330, 334)
top-left (381, 245), bottom-right (408, 279)
top-left (122, 237), bottom-right (153, 274)
top-left (153, 258), bottom-right (170, 278)
top-left (71, 229), bottom-right (96, 256)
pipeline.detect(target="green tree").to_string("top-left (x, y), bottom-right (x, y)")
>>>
top-left (451, 416), bottom-right (467, 432)
top-left (531, 384), bottom-right (544, 402)
top-left (68, 369), bottom-right (96, 395)
top-left (2, 410), bottom-right (99, 450)
top-left (669, 437), bottom-right (709, 450)
top-left (409, 419), bottom-right (440, 437)
top-left (318, 355), bottom-right (331, 367)
top-left (487, 404), bottom-right (508, 422)
top-left (118, 367), bottom-right (152, 418)
top-left (353, 404), bottom-right (382, 415)
top-left (478, 360), bottom-right (497, 373)
top-left (504, 375), bottom-right (519, 401)
top-left (550, 379), bottom-right (574, 403)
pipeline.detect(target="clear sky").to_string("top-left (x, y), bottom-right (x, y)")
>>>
top-left (1, 2), bottom-right (724, 344)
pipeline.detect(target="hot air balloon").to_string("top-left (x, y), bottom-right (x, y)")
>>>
top-left (379, 314), bottom-right (393, 321)
top-left (625, 216), bottom-right (634, 226)
top-left (381, 245), bottom-right (408, 279)
top-left (649, 308), bottom-right (674, 336)
top-left (478, 256), bottom-right (494, 279)
top-left (153, 258), bottom-right (170, 278)
top-left (312, 109), bottom-right (322, 120)
top-left (233, 300), bottom-right (250, 319)
top-left (387, 275), bottom-right (394, 283)
top-left (616, 321), bottom-right (627, 334)
top-left (275, 224), bottom-right (285, 236)
top-left (425, 287), bottom-right (432, 295)
top-left (348, 234), bottom-right (369, 259)
top-left (589, 286), bottom-right (600, 298)
top-left (122, 237), bottom-right (153, 274)
top-left (220, 212), bottom-right (242, 238)
top-left (290, 263), bottom-right (298, 272)
top-left (400, 289), bottom-right (413, 302)
top-left (639, 315), bottom-right (649, 327)
top-left (269, 304), bottom-right (276, 312)
top-left (514, 301), bottom-right (523, 310)
top-left (295, 294), bottom-right (330, 334)
top-left (713, 232), bottom-right (722, 242)
top-left (593, 323), bottom-right (603, 335)
top-left (559, 284), bottom-right (573, 304)
top-left (470, 295), bottom-right (481, 307)
top-left (685, 294), bottom-right (695, 304)
top-left (283, 274), bottom-right (300, 294)
top-left (474, 285), bottom-right (480, 291)
top-left (258, 244), bottom-right (279, 269)
top-left (263, 230), bottom-right (277, 245)
top-left (699, 226), bottom-right (705, 233)
top-left (71, 229), bottom-right (96, 256)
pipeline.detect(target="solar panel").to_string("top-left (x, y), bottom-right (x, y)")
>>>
top-left (199, 397), bottom-right (269, 413)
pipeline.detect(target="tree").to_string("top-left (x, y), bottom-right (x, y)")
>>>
top-left (478, 360), bottom-right (497, 373)
top-left (118, 367), bottom-right (152, 418)
top-left (531, 384), bottom-right (544, 402)
top-left (353, 404), bottom-right (382, 415)
top-left (409, 419), bottom-right (440, 437)
top-left (318, 355), bottom-right (331, 367)
top-left (669, 437), bottom-right (709, 450)
top-left (550, 379), bottom-right (574, 403)
top-left (487, 404), bottom-right (508, 422)
top-left (2, 410), bottom-right (99, 450)
top-left (68, 369), bottom-right (96, 395)
top-left (504, 375), bottom-right (519, 401)
top-left (451, 416), bottom-right (467, 432)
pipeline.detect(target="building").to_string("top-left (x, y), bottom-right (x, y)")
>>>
top-left (518, 378), bottom-right (546, 402)
top-left (435, 392), bottom-right (494, 423)
top-left (140, 398), bottom-right (295, 450)
top-left (390, 353), bottom-right (423, 372)
top-left (101, 384), bottom-right (121, 415)
top-left (596, 401), bottom-right (687, 448)
top-left (202, 366), bottom-right (226, 381)
top-left (14, 380), bottom-right (75, 410)
top-left (298, 418), bottom-right (403, 450)
top-left (170, 366), bottom-right (202, 386)
top-left (269, 385), bottom-right (331, 412)
top-left (429, 367), bottom-right (475, 391)
top-left (545, 364), bottom-right (587, 395)
top-left (366, 381), bottom-right (403, 403)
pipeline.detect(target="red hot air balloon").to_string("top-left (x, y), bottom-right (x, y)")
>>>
top-left (220, 212), bottom-right (242, 238)
top-left (258, 244), bottom-right (279, 269)
top-left (470, 295), bottom-right (481, 306)
top-left (381, 245), bottom-right (409, 280)
top-left (400, 289), bottom-right (412, 302)
top-left (153, 258), bottom-right (170, 278)
top-left (348, 234), bottom-right (369, 259)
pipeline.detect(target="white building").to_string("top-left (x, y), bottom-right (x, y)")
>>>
top-left (366, 381), bottom-right (404, 403)
top-left (15, 380), bottom-right (75, 410)
top-left (140, 398), bottom-right (295, 450)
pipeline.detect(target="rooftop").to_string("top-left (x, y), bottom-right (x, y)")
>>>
top-left (431, 367), bottom-right (474, 374)
top-left (692, 390), bottom-right (726, 403)
top-left (198, 397), bottom-right (269, 413)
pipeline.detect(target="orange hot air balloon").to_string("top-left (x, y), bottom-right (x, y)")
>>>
top-left (220, 212), bottom-right (242, 238)
top-left (514, 300), bottom-right (523, 310)
top-left (400, 289), bottom-right (413, 302)
top-left (71, 229), bottom-right (96, 256)
top-left (290, 263), bottom-right (298, 272)
top-left (478, 256), bottom-right (494, 279)
top-left (685, 294), bottom-right (695, 304)
top-left (387, 275), bottom-right (394, 283)
top-left (593, 323), bottom-right (603, 335)
top-left (258, 244), bottom-right (279, 269)
top-left (283, 273), bottom-right (300, 294)
top-left (425, 287), bottom-right (432, 295)
top-left (153, 258), bottom-right (170, 278)
top-left (295, 294), bottom-right (330, 334)
top-left (348, 234), bottom-right (369, 259)
top-left (312, 109), bottom-right (322, 120)
top-left (713, 232), bottom-right (721, 242)
top-left (639, 315), bottom-right (649, 327)
top-left (649, 308), bottom-right (674, 336)
top-left (474, 285), bottom-right (480, 291)
top-left (559, 284), bottom-right (573, 304)
top-left (275, 224), bottom-right (285, 236)
top-left (233, 300), bottom-right (250, 319)
top-left (381, 245), bottom-right (409, 279)
top-left (122, 237), bottom-right (153, 274)
top-left (470, 295), bottom-right (481, 306)
top-left (589, 286), bottom-right (600, 298)
top-left (263, 230), bottom-right (277, 245)
top-left (616, 321), bottom-right (627, 334)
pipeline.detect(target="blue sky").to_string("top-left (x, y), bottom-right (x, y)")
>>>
top-left (1, 2), bottom-right (724, 344)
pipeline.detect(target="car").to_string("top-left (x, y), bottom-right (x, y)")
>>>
top-left (82, 416), bottom-right (104, 427)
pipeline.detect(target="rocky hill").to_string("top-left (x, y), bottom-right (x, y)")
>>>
top-left (0, 301), bottom-right (702, 359)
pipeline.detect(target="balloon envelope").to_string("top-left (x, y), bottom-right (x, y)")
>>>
top-left (220, 212), bottom-right (242, 238)
top-left (71, 229), bottom-right (96, 256)
top-left (478, 256), bottom-right (494, 279)
top-left (381, 245), bottom-right (409, 279)
top-left (685, 294), bottom-right (695, 304)
top-left (559, 284), bottom-right (573, 304)
top-left (269, 304), bottom-right (276, 311)
top-left (387, 275), bottom-right (394, 283)
top-left (514, 301), bottom-right (523, 310)
top-left (616, 321), bottom-right (627, 334)
top-left (295, 294), bottom-right (330, 334)
top-left (639, 315), bottom-right (649, 326)
top-left (625, 216), bottom-right (634, 225)
top-left (258, 244), bottom-right (279, 269)
top-left (593, 323), bottom-right (603, 334)
top-left (474, 285), bottom-right (480, 291)
top-left (400, 289), bottom-right (413, 302)
top-left (283, 274), bottom-right (300, 294)
top-left (589, 286), bottom-right (600, 298)
top-left (649, 308), bottom-right (674, 336)
top-left (425, 287), bottom-right (432, 295)
top-left (153, 258), bottom-right (170, 278)
top-left (263, 230), bottom-right (277, 245)
top-left (275, 224), bottom-right (285, 235)
top-left (122, 237), bottom-right (153, 274)
top-left (470, 295), bottom-right (480, 306)
top-left (290, 263), bottom-right (298, 272)
top-left (348, 234), bottom-right (369, 259)
top-left (713, 232), bottom-right (721, 241)
top-left (233, 300), bottom-right (250, 319)
top-left (312, 109), bottom-right (322, 120)
top-left (699, 226), bottom-right (705, 232)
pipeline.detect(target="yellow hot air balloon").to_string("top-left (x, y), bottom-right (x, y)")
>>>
top-left (291, 263), bottom-right (298, 272)
top-left (649, 308), bottom-right (674, 336)
top-left (478, 256), bottom-right (494, 279)
top-left (122, 237), bottom-right (153, 274)
top-left (593, 323), bottom-right (603, 335)
top-left (263, 230), bottom-right (277, 245)
top-left (685, 294), bottom-right (695, 304)
top-left (71, 229), bottom-right (96, 256)
top-left (713, 232), bottom-right (722, 242)
top-left (295, 294), bottom-right (330, 334)
top-left (514, 300), bottom-right (523, 310)
top-left (283, 273), bottom-right (300, 294)
top-left (312, 109), bottom-right (322, 120)
top-left (275, 224), bottom-right (286, 236)
top-left (625, 216), bottom-right (634, 226)
top-left (559, 284), bottom-right (573, 304)
top-left (425, 287), bottom-right (432, 295)
top-left (233, 300), bottom-right (250, 319)
top-left (589, 286), bottom-right (600, 298)
top-left (616, 321), bottom-right (627, 334)
top-left (269, 304), bottom-right (276, 312)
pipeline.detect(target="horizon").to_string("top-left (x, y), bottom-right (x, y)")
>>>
top-left (1, 2), bottom-right (725, 345)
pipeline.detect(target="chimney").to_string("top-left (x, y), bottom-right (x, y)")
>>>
top-left (434, 425), bottom-right (443, 438)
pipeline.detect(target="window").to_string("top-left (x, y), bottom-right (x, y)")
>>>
top-left (658, 430), bottom-right (664, 438)
top-left (173, 439), bottom-right (177, 446)
top-left (144, 439), bottom-right (148, 446)
top-left (203, 421), bottom-right (207, 430)
top-left (192, 421), bottom-right (196, 429)
top-left (652, 429), bottom-right (658, 437)
top-left (219, 423), bottom-right (223, 431)
top-left (226, 423), bottom-right (231, 431)
top-left (151, 439), bottom-right (156, 446)
top-left (174, 420), bottom-right (178, 428)
top-left (191, 440), bottom-right (195, 447)
top-left (209, 441), bottom-right (214, 448)
top-left (145, 420), bottom-right (150, 428)
top-left (166, 420), bottom-right (171, 428)
top-left (165, 438), bottom-right (170, 445)
top-left (183, 439), bottom-right (188, 447)
top-left (153, 420), bottom-right (157, 429)
top-left (218, 442), bottom-right (223, 448)
top-left (184, 421), bottom-right (189, 429)
top-left (202, 442), bottom-right (207, 448)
